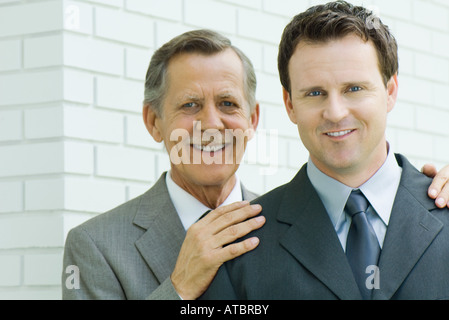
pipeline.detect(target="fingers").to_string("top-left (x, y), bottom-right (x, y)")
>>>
top-left (421, 164), bottom-right (437, 179)
top-left (426, 165), bottom-right (449, 208)
top-left (218, 236), bottom-right (261, 263)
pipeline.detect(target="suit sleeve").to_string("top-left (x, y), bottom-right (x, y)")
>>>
top-left (146, 277), bottom-right (181, 300)
top-left (62, 226), bottom-right (126, 300)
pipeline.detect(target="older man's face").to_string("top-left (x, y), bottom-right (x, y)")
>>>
top-left (152, 49), bottom-right (259, 189)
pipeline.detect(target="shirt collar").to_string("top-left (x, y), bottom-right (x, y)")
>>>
top-left (165, 171), bottom-right (243, 230)
top-left (307, 144), bottom-right (402, 229)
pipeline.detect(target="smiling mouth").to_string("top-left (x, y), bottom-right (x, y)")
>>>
top-left (325, 129), bottom-right (355, 137)
top-left (191, 143), bottom-right (227, 152)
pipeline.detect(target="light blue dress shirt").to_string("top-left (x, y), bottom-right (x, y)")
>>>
top-left (307, 147), bottom-right (403, 251)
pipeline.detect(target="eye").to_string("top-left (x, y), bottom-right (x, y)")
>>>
top-left (307, 90), bottom-right (323, 97)
top-left (183, 102), bottom-right (198, 108)
top-left (221, 101), bottom-right (236, 107)
top-left (348, 86), bottom-right (363, 93)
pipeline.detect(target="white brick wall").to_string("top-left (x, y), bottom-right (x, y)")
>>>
top-left (0, 0), bottom-right (448, 299)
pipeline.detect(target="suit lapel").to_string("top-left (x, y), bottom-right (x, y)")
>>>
top-left (373, 155), bottom-right (443, 300)
top-left (133, 173), bottom-right (186, 283)
top-left (278, 166), bottom-right (362, 300)
top-left (132, 174), bottom-right (257, 284)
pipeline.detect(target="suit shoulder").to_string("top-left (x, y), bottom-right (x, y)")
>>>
top-left (67, 190), bottom-right (150, 245)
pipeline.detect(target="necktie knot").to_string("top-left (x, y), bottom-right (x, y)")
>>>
top-left (345, 190), bottom-right (369, 218)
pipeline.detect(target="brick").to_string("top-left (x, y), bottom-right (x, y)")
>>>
top-left (25, 178), bottom-right (64, 211)
top-left (256, 72), bottom-right (283, 105)
top-left (434, 137), bottom-right (449, 163)
top-left (263, 104), bottom-right (298, 139)
top-left (63, 1), bottom-right (93, 35)
top-left (64, 34), bottom-right (123, 76)
top-left (433, 83), bottom-right (449, 110)
top-left (0, 181), bottom-right (22, 213)
top-left (64, 177), bottom-right (126, 213)
top-left (126, 0), bottom-right (182, 21)
top-left (432, 31), bottom-right (449, 59)
top-left (0, 39), bottom-right (21, 71)
top-left (87, 0), bottom-right (122, 7)
top-left (25, 106), bottom-right (63, 139)
top-left (95, 7), bottom-right (154, 47)
top-left (96, 145), bottom-right (156, 182)
top-left (0, 142), bottom-right (63, 177)
top-left (0, 109), bottom-right (22, 142)
top-left (221, 0), bottom-right (261, 10)
top-left (263, 0), bottom-right (310, 17)
top-left (96, 76), bottom-right (143, 112)
top-left (63, 105), bottom-right (123, 143)
top-left (0, 1), bottom-right (62, 37)
top-left (395, 21), bottom-right (432, 52)
top-left (64, 141), bottom-right (94, 175)
top-left (125, 47), bottom-right (153, 81)
top-left (416, 106), bottom-right (449, 136)
top-left (415, 53), bottom-right (449, 83)
top-left (126, 114), bottom-right (164, 150)
top-left (397, 75), bottom-right (433, 106)
top-left (185, 0), bottom-right (237, 34)
top-left (24, 34), bottom-right (63, 69)
top-left (0, 70), bottom-right (63, 106)
top-left (388, 102), bottom-right (415, 130)
top-left (63, 69), bottom-right (94, 105)
top-left (238, 8), bottom-right (288, 44)
top-left (413, 0), bottom-right (449, 32)
top-left (23, 253), bottom-right (62, 286)
top-left (0, 214), bottom-right (64, 249)
top-left (396, 129), bottom-right (434, 159)
top-left (154, 21), bottom-right (191, 48)
top-left (0, 255), bottom-right (21, 286)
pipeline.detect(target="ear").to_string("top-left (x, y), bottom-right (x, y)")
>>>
top-left (142, 104), bottom-right (163, 143)
top-left (386, 74), bottom-right (399, 113)
top-left (283, 87), bottom-right (298, 124)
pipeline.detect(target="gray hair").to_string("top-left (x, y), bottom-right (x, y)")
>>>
top-left (143, 29), bottom-right (257, 117)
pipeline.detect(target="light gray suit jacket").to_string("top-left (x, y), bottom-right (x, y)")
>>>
top-left (62, 172), bottom-right (258, 300)
top-left (202, 154), bottom-right (449, 300)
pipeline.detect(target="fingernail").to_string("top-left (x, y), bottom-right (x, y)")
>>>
top-left (255, 216), bottom-right (265, 223)
top-left (436, 198), bottom-right (445, 207)
top-left (251, 204), bottom-right (262, 210)
top-left (250, 237), bottom-right (260, 245)
top-left (429, 189), bottom-right (438, 198)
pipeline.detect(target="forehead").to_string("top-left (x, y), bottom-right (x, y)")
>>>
top-left (289, 35), bottom-right (382, 86)
top-left (166, 49), bottom-right (245, 95)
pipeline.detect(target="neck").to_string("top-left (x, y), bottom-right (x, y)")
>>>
top-left (311, 143), bottom-right (389, 189)
top-left (170, 172), bottom-right (236, 209)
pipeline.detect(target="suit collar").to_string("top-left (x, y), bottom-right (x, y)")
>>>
top-left (278, 165), bottom-right (362, 299)
top-left (134, 173), bottom-right (186, 283)
top-left (133, 172), bottom-right (258, 284)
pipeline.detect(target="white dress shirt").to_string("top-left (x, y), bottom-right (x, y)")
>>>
top-left (307, 145), bottom-right (403, 251)
top-left (165, 171), bottom-right (243, 230)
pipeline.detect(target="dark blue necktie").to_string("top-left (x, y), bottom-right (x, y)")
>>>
top-left (345, 190), bottom-right (380, 300)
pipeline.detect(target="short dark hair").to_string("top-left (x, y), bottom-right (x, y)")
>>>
top-left (278, 0), bottom-right (398, 94)
top-left (144, 29), bottom-right (257, 117)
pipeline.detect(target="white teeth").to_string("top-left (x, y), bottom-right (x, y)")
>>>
top-left (327, 130), bottom-right (353, 137)
top-left (193, 144), bottom-right (225, 152)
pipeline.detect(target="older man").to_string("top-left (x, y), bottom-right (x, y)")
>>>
top-left (63, 28), bottom-right (449, 300)
top-left (62, 30), bottom-right (264, 300)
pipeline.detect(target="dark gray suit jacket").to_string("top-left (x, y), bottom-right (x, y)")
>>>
top-left (62, 172), bottom-right (258, 300)
top-left (202, 154), bottom-right (449, 300)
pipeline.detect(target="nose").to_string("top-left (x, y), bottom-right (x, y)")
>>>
top-left (322, 93), bottom-right (350, 123)
top-left (197, 102), bottom-right (225, 131)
